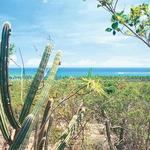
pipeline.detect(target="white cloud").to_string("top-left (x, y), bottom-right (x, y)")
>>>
top-left (100, 56), bottom-right (150, 67)
top-left (65, 34), bottom-right (129, 47)
top-left (16, 55), bottom-right (150, 68)
top-left (84, 35), bottom-right (129, 45)
top-left (76, 59), bottom-right (97, 66)
top-left (42, 0), bottom-right (48, 3)
top-left (0, 15), bottom-right (15, 21)
top-left (26, 58), bottom-right (41, 67)
top-left (62, 59), bottom-right (97, 67)
top-left (63, 51), bottom-right (76, 56)
top-left (25, 57), bottom-right (53, 67)
top-left (78, 1), bottom-right (101, 14)
top-left (61, 56), bottom-right (150, 68)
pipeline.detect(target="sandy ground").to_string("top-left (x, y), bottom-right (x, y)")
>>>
top-left (0, 123), bottom-right (112, 150)
top-left (0, 131), bottom-right (34, 150)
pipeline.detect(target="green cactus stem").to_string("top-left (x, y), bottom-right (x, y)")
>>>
top-left (53, 104), bottom-right (85, 150)
top-left (0, 100), bottom-right (12, 144)
top-left (9, 114), bottom-right (34, 150)
top-left (12, 51), bottom-right (61, 150)
top-left (0, 22), bottom-right (20, 129)
top-left (19, 43), bottom-right (52, 124)
top-left (37, 100), bottom-right (53, 150)
top-left (32, 51), bottom-right (62, 116)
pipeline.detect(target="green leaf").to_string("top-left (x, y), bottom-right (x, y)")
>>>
top-left (97, 4), bottom-right (101, 8)
top-left (136, 29), bottom-right (140, 33)
top-left (129, 23), bottom-right (133, 26)
top-left (105, 28), bottom-right (112, 32)
top-left (116, 11), bottom-right (124, 16)
top-left (9, 44), bottom-right (15, 56)
top-left (113, 30), bottom-right (116, 35)
top-left (111, 22), bottom-right (118, 30)
top-left (111, 15), bottom-right (117, 22)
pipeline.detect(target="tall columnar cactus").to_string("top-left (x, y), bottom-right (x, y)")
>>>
top-left (19, 43), bottom-right (52, 124)
top-left (0, 22), bottom-right (86, 150)
top-left (0, 22), bottom-right (20, 129)
top-left (9, 51), bottom-right (62, 150)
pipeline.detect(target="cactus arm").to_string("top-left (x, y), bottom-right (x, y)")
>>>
top-left (0, 22), bottom-right (20, 129)
top-left (53, 106), bottom-right (85, 150)
top-left (9, 114), bottom-right (34, 150)
top-left (10, 51), bottom-right (61, 150)
top-left (40, 100), bottom-right (52, 128)
top-left (44, 116), bottom-right (53, 150)
top-left (32, 51), bottom-right (62, 116)
top-left (33, 114), bottom-right (40, 150)
top-left (0, 100), bottom-right (12, 144)
top-left (37, 100), bottom-right (53, 150)
top-left (0, 117), bottom-right (11, 144)
top-left (19, 43), bottom-right (52, 124)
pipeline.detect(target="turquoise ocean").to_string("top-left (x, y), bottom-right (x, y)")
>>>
top-left (9, 68), bottom-right (150, 78)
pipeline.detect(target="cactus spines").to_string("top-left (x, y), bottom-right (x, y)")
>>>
top-left (53, 104), bottom-right (85, 150)
top-left (0, 22), bottom-right (20, 129)
top-left (9, 114), bottom-right (34, 150)
top-left (15, 51), bottom-right (61, 149)
top-left (37, 100), bottom-right (53, 150)
top-left (0, 22), bottom-right (65, 149)
top-left (19, 43), bottom-right (52, 124)
top-left (0, 101), bottom-right (12, 144)
top-left (32, 51), bottom-right (62, 116)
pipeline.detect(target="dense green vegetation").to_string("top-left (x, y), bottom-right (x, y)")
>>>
top-left (8, 76), bottom-right (150, 149)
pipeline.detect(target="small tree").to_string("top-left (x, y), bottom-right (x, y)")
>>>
top-left (84, 0), bottom-right (150, 48)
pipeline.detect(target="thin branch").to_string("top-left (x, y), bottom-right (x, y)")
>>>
top-left (51, 85), bottom-right (87, 114)
top-left (121, 23), bottom-right (150, 48)
top-left (33, 45), bottom-right (42, 57)
top-left (99, 1), bottom-right (150, 48)
top-left (19, 48), bottom-right (25, 76)
top-left (37, 85), bottom-right (88, 138)
top-left (101, 109), bottom-right (115, 150)
top-left (19, 48), bottom-right (25, 105)
top-left (114, 0), bottom-right (118, 11)
top-left (112, 11), bottom-right (150, 48)
top-left (9, 58), bottom-right (21, 68)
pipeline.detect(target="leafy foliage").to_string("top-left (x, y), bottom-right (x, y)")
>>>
top-left (84, 0), bottom-right (150, 47)
top-left (9, 77), bottom-right (150, 149)
top-left (9, 44), bottom-right (15, 55)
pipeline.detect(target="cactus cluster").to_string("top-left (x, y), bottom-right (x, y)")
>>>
top-left (0, 22), bottom-right (85, 150)
top-left (0, 22), bottom-right (60, 149)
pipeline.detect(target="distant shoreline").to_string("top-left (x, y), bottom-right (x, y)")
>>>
top-left (8, 67), bottom-right (150, 78)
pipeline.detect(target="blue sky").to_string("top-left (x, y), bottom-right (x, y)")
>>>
top-left (0, 0), bottom-right (150, 67)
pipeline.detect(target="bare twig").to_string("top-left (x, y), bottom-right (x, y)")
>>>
top-left (51, 85), bottom-right (87, 114)
top-left (19, 48), bottom-right (25, 76)
top-left (38, 85), bottom-right (88, 139)
top-left (19, 48), bottom-right (25, 105)
top-left (9, 58), bottom-right (21, 68)
top-left (114, 0), bottom-right (118, 11)
top-left (101, 109), bottom-right (115, 150)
